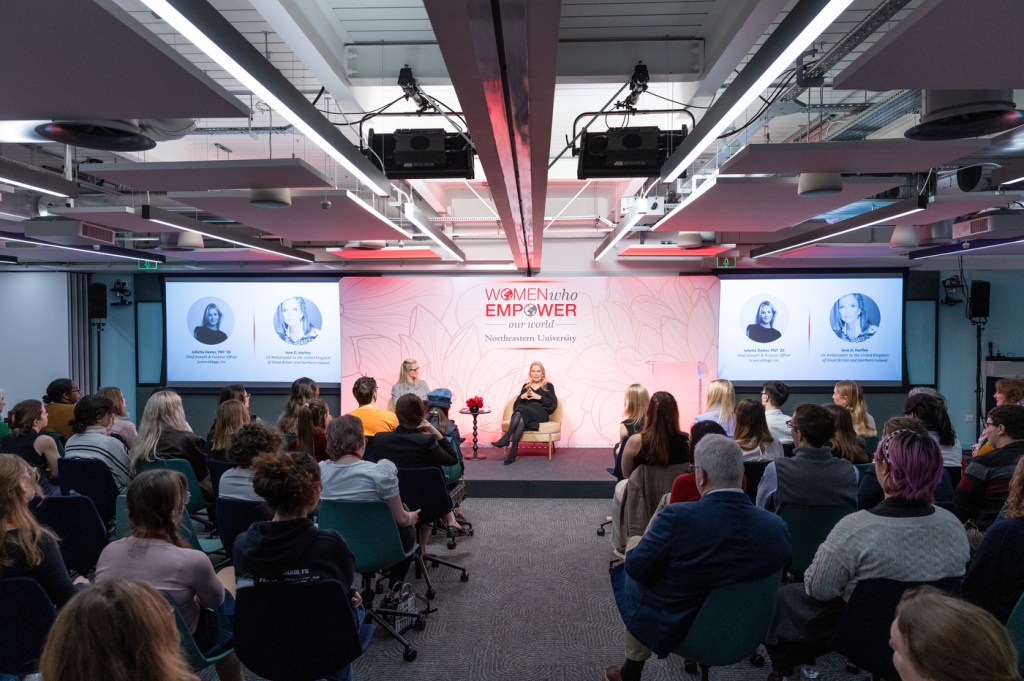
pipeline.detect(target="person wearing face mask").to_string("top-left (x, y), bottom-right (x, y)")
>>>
top-left (65, 394), bottom-right (132, 491)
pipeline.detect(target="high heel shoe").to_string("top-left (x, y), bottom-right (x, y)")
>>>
top-left (490, 439), bottom-right (508, 448)
top-left (503, 443), bottom-right (518, 465)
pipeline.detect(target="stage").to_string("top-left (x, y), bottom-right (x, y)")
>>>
top-left (460, 445), bottom-right (617, 499)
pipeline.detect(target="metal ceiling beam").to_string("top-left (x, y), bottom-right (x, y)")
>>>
top-left (423, 0), bottom-right (561, 272)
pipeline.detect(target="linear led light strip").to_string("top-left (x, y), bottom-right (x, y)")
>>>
top-left (0, 233), bottom-right (163, 263)
top-left (661, 0), bottom-right (856, 183)
top-left (650, 175), bottom-right (718, 230)
top-left (404, 204), bottom-right (465, 261)
top-left (345, 191), bottom-right (412, 238)
top-left (594, 210), bottom-right (645, 261)
top-left (0, 175), bottom-right (70, 198)
top-left (145, 217), bottom-right (313, 262)
top-left (751, 202), bottom-right (926, 259)
top-left (139, 0), bottom-right (389, 196)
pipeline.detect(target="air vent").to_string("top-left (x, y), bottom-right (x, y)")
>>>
top-left (79, 221), bottom-right (116, 245)
top-left (23, 218), bottom-right (116, 245)
top-left (952, 214), bottom-right (1024, 240)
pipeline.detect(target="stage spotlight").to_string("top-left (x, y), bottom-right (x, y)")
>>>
top-left (578, 126), bottom-right (687, 179)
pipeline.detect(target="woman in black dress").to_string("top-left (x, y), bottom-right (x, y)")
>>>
top-left (194, 303), bottom-right (228, 345)
top-left (746, 300), bottom-right (781, 343)
top-left (491, 361), bottom-right (557, 466)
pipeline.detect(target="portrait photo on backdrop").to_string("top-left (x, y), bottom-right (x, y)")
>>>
top-left (274, 296), bottom-right (322, 346)
top-left (830, 292), bottom-right (879, 343)
top-left (188, 299), bottom-right (232, 345)
top-left (743, 297), bottom-right (784, 344)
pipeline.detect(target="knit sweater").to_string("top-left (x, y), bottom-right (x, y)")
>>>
top-left (759, 444), bottom-right (857, 512)
top-left (804, 504), bottom-right (969, 602)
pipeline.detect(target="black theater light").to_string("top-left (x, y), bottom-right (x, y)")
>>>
top-left (365, 128), bottom-right (475, 180)
top-left (578, 126), bottom-right (687, 179)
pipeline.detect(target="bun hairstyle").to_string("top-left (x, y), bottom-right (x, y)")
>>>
top-left (43, 378), bottom-right (76, 405)
top-left (7, 399), bottom-right (44, 435)
top-left (251, 451), bottom-right (320, 515)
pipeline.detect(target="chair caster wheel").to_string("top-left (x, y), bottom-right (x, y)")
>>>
top-left (684, 661), bottom-right (697, 675)
top-left (426, 588), bottom-right (436, 600)
top-left (447, 539), bottom-right (457, 550)
top-left (749, 652), bottom-right (765, 667)
top-left (597, 528), bottom-right (606, 536)
top-left (460, 572), bottom-right (469, 582)
top-left (403, 649), bottom-right (417, 662)
top-left (430, 560), bottom-right (439, 568)
top-left (414, 616), bottom-right (427, 630)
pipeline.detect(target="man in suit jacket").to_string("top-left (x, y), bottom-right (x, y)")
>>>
top-left (607, 434), bottom-right (792, 681)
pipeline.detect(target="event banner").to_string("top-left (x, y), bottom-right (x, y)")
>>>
top-left (339, 276), bottom-right (719, 446)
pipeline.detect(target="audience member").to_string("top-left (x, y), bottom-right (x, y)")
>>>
top-left (962, 455), bottom-right (1024, 622)
top-left (832, 380), bottom-right (876, 437)
top-left (693, 378), bottom-right (735, 436)
top-left (277, 377), bottom-right (319, 437)
top-left (858, 417), bottom-right (953, 510)
top-left (905, 392), bottom-right (962, 468)
top-left (605, 434), bottom-right (791, 681)
top-left (346, 376), bottom-right (398, 436)
top-left (41, 377), bottom-right (80, 440)
top-left (761, 381), bottom-right (793, 445)
top-left (612, 392), bottom-right (690, 548)
top-left (668, 421), bottom-right (727, 504)
top-left (216, 384), bottom-right (258, 423)
top-left (375, 394), bottom-right (459, 468)
top-left (824, 403), bottom-right (868, 464)
top-left (764, 429), bottom-right (969, 680)
top-left (610, 384), bottom-right (650, 480)
top-left (425, 388), bottom-right (467, 484)
top-left (391, 358), bottom-right (431, 403)
top-left (319, 415), bottom-right (419, 587)
top-left (955, 404), bottom-right (1024, 530)
top-left (220, 423), bottom-right (282, 502)
top-left (756, 403), bottom-right (857, 512)
top-left (734, 399), bottom-right (783, 462)
top-left (0, 454), bottom-right (77, 607)
top-left (96, 469), bottom-right (243, 681)
top-left (891, 586), bottom-right (1018, 681)
top-left (38, 580), bottom-right (198, 681)
top-left (65, 394), bottom-right (132, 491)
top-left (1, 399), bottom-right (61, 495)
top-left (97, 385), bottom-right (137, 448)
top-left (234, 450), bottom-right (362, 680)
top-left (206, 399), bottom-right (250, 460)
top-left (131, 390), bottom-right (211, 498)
top-left (288, 398), bottom-right (331, 462)
top-left (972, 378), bottom-right (1024, 457)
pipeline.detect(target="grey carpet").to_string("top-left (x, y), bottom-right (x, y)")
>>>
top-left (208, 498), bottom-right (871, 681)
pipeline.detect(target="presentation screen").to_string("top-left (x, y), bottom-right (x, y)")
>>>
top-left (165, 278), bottom-right (341, 386)
top-left (717, 271), bottom-right (905, 388)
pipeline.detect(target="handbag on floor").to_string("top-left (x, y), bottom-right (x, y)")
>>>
top-left (381, 582), bottom-right (418, 633)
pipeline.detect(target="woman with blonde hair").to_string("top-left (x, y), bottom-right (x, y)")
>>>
top-left (288, 398), bottom-right (331, 462)
top-left (693, 378), bottom-right (736, 436)
top-left (891, 586), bottom-right (1018, 681)
top-left (96, 469), bottom-right (243, 681)
top-left (391, 358), bottom-right (431, 403)
top-left (131, 390), bottom-right (209, 493)
top-left (833, 380), bottom-right (876, 437)
top-left (97, 385), bottom-right (138, 447)
top-left (610, 384), bottom-right (650, 479)
top-left (0, 400), bottom-right (62, 495)
top-left (490, 361), bottom-right (558, 465)
top-left (39, 580), bottom-right (198, 681)
top-left (824, 403), bottom-right (869, 464)
top-left (278, 377), bottom-right (319, 437)
top-left (734, 399), bottom-right (783, 462)
top-left (207, 399), bottom-right (251, 461)
top-left (0, 454), bottom-right (77, 606)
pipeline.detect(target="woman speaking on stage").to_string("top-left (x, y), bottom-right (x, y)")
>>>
top-left (491, 361), bottom-right (557, 466)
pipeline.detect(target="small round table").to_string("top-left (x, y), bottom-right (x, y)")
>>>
top-left (458, 407), bottom-right (491, 460)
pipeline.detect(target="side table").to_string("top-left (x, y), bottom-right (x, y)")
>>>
top-left (458, 407), bottom-right (491, 460)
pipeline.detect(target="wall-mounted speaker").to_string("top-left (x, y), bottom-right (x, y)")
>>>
top-left (969, 280), bottom-right (991, 319)
top-left (89, 282), bottom-right (108, 320)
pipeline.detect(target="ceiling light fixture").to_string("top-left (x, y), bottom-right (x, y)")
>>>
top-left (0, 158), bottom-right (78, 198)
top-left (797, 172), bottom-right (843, 197)
top-left (141, 205), bottom-right (315, 262)
top-left (660, 0), bottom-right (855, 184)
top-left (594, 210), bottom-right (645, 261)
top-left (908, 234), bottom-right (1024, 260)
top-left (750, 195), bottom-right (928, 258)
top-left (249, 188), bottom-right (291, 208)
top-left (650, 175), bottom-right (719, 230)
top-left (346, 191), bottom-right (412, 238)
top-left (403, 203), bottom-right (465, 262)
top-left (0, 230), bottom-right (164, 263)
top-left (137, 0), bottom-right (391, 196)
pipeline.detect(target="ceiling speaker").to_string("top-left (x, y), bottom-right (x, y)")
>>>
top-left (249, 188), bottom-right (292, 208)
top-left (797, 172), bottom-right (843, 197)
top-left (889, 225), bottom-right (919, 249)
top-left (906, 90), bottom-right (1024, 140)
top-left (676, 232), bottom-right (703, 249)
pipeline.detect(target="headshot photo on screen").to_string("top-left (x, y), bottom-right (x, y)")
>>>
top-left (830, 292), bottom-right (879, 343)
top-left (743, 298), bottom-right (784, 343)
top-left (189, 299), bottom-right (231, 345)
top-left (274, 296), bottom-right (322, 346)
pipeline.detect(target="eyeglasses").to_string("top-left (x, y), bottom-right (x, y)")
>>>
top-left (985, 420), bottom-right (996, 428)
top-left (785, 420), bottom-right (795, 428)
top-left (183, 492), bottom-right (191, 506)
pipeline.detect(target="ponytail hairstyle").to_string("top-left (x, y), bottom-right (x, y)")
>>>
top-left (295, 398), bottom-right (329, 457)
top-left (126, 470), bottom-right (189, 548)
top-left (278, 377), bottom-right (319, 434)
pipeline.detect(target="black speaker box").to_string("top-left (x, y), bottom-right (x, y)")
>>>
top-left (969, 280), bottom-right (991, 318)
top-left (89, 283), bottom-right (107, 320)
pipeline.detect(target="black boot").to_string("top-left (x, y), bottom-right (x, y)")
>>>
top-left (503, 442), bottom-right (518, 465)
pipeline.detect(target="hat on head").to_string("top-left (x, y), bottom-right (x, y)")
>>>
top-left (426, 388), bottom-right (452, 409)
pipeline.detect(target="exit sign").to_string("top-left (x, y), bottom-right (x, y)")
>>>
top-left (716, 256), bottom-right (737, 268)
top-left (137, 260), bottom-right (159, 270)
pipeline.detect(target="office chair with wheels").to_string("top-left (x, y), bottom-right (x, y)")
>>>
top-left (58, 456), bottom-right (119, 526)
top-left (215, 497), bottom-right (271, 562)
top-left (396, 466), bottom-right (471, 583)
top-left (778, 504), bottom-right (854, 579)
top-left (30, 494), bottom-right (108, 576)
top-left (0, 578), bottom-right (56, 677)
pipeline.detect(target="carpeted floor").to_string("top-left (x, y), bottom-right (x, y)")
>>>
top-left (209, 498), bottom-right (871, 681)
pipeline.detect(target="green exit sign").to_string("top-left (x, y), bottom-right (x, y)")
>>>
top-left (137, 260), bottom-right (159, 270)
top-left (716, 256), bottom-right (737, 268)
